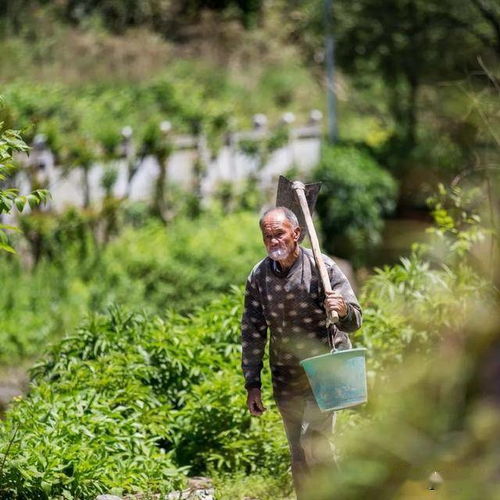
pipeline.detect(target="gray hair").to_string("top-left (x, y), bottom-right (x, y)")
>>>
top-left (259, 206), bottom-right (300, 229)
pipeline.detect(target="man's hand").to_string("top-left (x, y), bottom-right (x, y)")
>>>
top-left (324, 291), bottom-right (348, 318)
top-left (247, 388), bottom-right (267, 416)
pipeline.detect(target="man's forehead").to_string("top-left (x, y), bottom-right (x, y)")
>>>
top-left (261, 212), bottom-right (291, 230)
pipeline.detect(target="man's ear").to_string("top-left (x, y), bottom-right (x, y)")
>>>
top-left (293, 226), bottom-right (301, 242)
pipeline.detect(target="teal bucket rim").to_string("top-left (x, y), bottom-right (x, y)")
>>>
top-left (299, 347), bottom-right (367, 366)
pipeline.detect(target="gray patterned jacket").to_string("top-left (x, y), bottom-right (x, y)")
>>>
top-left (241, 247), bottom-right (362, 391)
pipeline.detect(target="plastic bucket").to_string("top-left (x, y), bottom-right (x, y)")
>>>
top-left (300, 348), bottom-right (368, 412)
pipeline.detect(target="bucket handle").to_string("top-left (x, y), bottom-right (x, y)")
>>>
top-left (328, 325), bottom-right (337, 354)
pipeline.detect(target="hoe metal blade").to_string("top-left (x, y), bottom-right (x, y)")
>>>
top-left (276, 175), bottom-right (322, 243)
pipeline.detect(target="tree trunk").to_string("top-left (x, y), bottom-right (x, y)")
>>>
top-left (405, 73), bottom-right (419, 149)
top-left (82, 167), bottom-right (91, 209)
top-left (152, 155), bottom-right (168, 223)
top-left (388, 83), bottom-right (406, 128)
top-left (404, 0), bottom-right (420, 149)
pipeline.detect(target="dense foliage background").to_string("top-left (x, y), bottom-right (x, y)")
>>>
top-left (0, 211), bottom-right (263, 363)
top-left (0, 296), bottom-right (289, 497)
top-left (1, 192), bottom-right (496, 498)
top-left (0, 0), bottom-right (498, 498)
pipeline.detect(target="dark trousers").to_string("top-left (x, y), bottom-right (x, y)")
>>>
top-left (275, 388), bottom-right (336, 500)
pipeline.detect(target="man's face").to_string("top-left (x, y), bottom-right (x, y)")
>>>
top-left (261, 212), bottom-right (300, 261)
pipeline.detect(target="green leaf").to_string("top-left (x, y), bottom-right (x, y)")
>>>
top-left (27, 194), bottom-right (39, 209)
top-left (0, 224), bottom-right (21, 232)
top-left (0, 242), bottom-right (16, 253)
top-left (15, 197), bottom-right (26, 212)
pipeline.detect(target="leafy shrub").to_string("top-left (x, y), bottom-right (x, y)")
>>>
top-left (1, 72), bottom-right (231, 164)
top-left (169, 371), bottom-right (288, 475)
top-left (259, 64), bottom-right (312, 108)
top-left (353, 185), bottom-right (493, 381)
top-left (0, 113), bottom-right (50, 253)
top-left (100, 211), bottom-right (263, 313)
top-left (304, 189), bottom-right (498, 500)
top-left (0, 210), bottom-right (264, 364)
top-left (313, 144), bottom-right (397, 266)
top-left (0, 291), bottom-right (287, 498)
top-left (426, 183), bottom-right (486, 260)
top-left (0, 310), bottom-right (186, 498)
top-left (355, 251), bottom-right (490, 378)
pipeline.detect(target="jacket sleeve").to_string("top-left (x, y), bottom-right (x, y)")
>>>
top-left (328, 263), bottom-right (363, 333)
top-left (241, 271), bottom-right (268, 390)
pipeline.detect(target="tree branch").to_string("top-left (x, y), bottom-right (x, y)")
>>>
top-left (431, 10), bottom-right (495, 52)
top-left (470, 0), bottom-right (500, 54)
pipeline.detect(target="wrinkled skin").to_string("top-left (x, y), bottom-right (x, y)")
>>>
top-left (260, 210), bottom-right (301, 270)
top-left (247, 387), bottom-right (267, 416)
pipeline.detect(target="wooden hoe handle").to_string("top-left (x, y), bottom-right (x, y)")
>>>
top-left (292, 181), bottom-right (339, 325)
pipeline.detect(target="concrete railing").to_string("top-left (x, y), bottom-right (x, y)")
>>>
top-left (19, 111), bottom-right (324, 211)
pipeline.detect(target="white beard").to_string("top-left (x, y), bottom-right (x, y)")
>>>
top-left (268, 245), bottom-right (289, 261)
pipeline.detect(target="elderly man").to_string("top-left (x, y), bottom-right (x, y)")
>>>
top-left (241, 206), bottom-right (362, 498)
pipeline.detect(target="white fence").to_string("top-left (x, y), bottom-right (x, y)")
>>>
top-left (17, 112), bottom-right (323, 211)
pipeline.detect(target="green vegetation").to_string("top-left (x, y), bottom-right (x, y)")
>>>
top-left (0, 210), bottom-right (263, 364)
top-left (290, 0), bottom-right (498, 153)
top-left (324, 184), bottom-right (498, 499)
top-left (1, 74), bottom-right (232, 158)
top-left (0, 1), bottom-right (498, 498)
top-left (0, 119), bottom-right (49, 252)
top-left (214, 473), bottom-right (293, 500)
top-left (314, 144), bottom-right (397, 266)
top-left (1, 0), bottom-right (266, 35)
top-left (0, 294), bottom-right (289, 498)
top-left (356, 183), bottom-right (494, 369)
top-left (0, 184), bottom-right (495, 498)
top-left (2, 0), bottom-right (496, 174)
